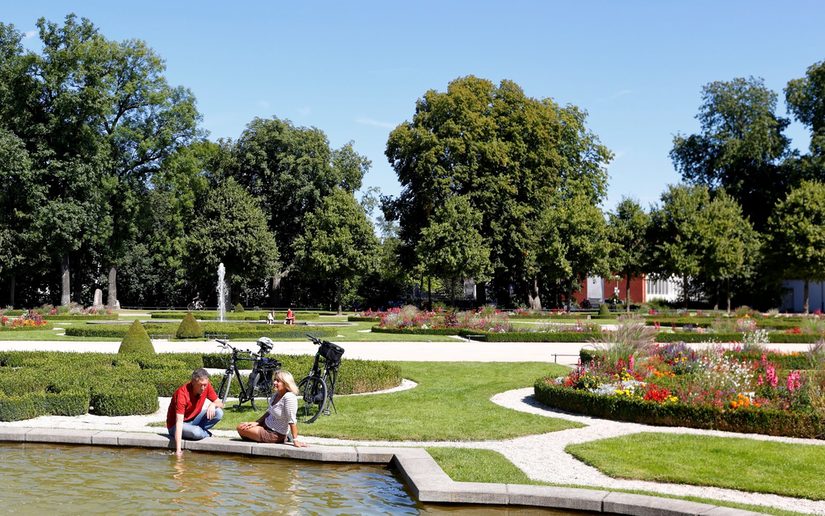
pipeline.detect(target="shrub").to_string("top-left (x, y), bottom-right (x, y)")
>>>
top-left (598, 303), bottom-right (611, 316)
top-left (176, 312), bottom-right (204, 339)
top-left (118, 320), bottom-right (155, 354)
top-left (43, 390), bottom-right (90, 416)
top-left (0, 392), bottom-right (45, 421)
top-left (91, 384), bottom-right (159, 416)
top-left (234, 303), bottom-right (244, 312)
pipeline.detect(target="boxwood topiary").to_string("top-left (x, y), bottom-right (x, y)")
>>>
top-left (91, 384), bottom-right (159, 416)
top-left (118, 320), bottom-right (156, 354)
top-left (43, 390), bottom-right (90, 416)
top-left (176, 312), bottom-right (204, 339)
top-left (598, 303), bottom-right (611, 316)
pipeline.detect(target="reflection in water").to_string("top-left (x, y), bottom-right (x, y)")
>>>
top-left (0, 443), bottom-right (582, 515)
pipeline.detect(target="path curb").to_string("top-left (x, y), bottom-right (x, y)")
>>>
top-left (0, 427), bottom-right (766, 515)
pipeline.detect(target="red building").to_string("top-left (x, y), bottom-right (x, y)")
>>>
top-left (572, 275), bottom-right (680, 306)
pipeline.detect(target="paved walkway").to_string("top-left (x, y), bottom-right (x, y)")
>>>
top-left (2, 337), bottom-right (824, 513)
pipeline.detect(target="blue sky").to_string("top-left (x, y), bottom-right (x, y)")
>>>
top-left (5, 1), bottom-right (825, 210)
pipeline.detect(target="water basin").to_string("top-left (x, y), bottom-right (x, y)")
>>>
top-left (0, 443), bottom-right (580, 514)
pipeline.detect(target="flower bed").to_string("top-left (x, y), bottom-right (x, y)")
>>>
top-left (0, 312), bottom-right (52, 330)
top-left (536, 342), bottom-right (825, 439)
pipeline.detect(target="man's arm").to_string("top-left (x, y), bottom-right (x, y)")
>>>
top-left (174, 413), bottom-right (184, 456)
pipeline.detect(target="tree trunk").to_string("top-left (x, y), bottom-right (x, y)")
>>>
top-left (625, 275), bottom-right (632, 313)
top-left (527, 278), bottom-right (542, 310)
top-left (107, 266), bottom-right (119, 309)
top-left (682, 274), bottom-right (689, 309)
top-left (427, 277), bottom-right (432, 310)
top-left (803, 279), bottom-right (810, 314)
top-left (477, 281), bottom-right (487, 305)
top-left (7, 275), bottom-right (15, 308)
top-left (336, 281), bottom-right (343, 315)
top-left (61, 255), bottom-right (71, 306)
top-left (726, 279), bottom-right (731, 314)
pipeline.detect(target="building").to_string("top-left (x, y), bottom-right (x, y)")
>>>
top-left (573, 275), bottom-right (681, 306)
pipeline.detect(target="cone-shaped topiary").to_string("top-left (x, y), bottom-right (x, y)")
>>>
top-left (118, 320), bottom-right (155, 354)
top-left (598, 303), bottom-right (611, 316)
top-left (176, 312), bottom-right (204, 339)
top-left (234, 303), bottom-right (244, 312)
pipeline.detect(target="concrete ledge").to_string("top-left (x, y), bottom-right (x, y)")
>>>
top-left (603, 492), bottom-right (722, 516)
top-left (0, 427), bottom-right (30, 442)
top-left (25, 428), bottom-right (93, 444)
top-left (0, 428), bottom-right (770, 515)
top-left (508, 484), bottom-right (609, 512)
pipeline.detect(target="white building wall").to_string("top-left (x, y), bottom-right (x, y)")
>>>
top-left (646, 277), bottom-right (681, 303)
top-left (780, 280), bottom-right (825, 313)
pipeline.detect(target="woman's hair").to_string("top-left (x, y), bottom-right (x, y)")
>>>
top-left (275, 370), bottom-right (299, 394)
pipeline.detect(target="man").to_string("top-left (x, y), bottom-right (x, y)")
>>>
top-left (167, 368), bottom-right (225, 456)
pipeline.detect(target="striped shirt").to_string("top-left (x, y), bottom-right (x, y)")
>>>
top-left (265, 391), bottom-right (298, 435)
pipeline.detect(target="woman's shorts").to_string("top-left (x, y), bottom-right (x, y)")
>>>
top-left (258, 425), bottom-right (287, 444)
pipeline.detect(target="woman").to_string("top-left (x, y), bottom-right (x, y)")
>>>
top-left (236, 370), bottom-right (307, 447)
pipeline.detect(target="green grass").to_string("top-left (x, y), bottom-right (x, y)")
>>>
top-left (566, 433), bottom-right (825, 500)
top-left (214, 361), bottom-right (581, 440)
top-left (428, 447), bottom-right (809, 516)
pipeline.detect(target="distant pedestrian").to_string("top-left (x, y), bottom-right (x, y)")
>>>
top-left (267, 311), bottom-right (275, 325)
top-left (285, 308), bottom-right (295, 325)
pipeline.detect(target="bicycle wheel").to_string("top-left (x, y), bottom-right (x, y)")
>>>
top-left (297, 375), bottom-right (328, 424)
top-left (217, 373), bottom-right (232, 405)
top-left (247, 368), bottom-right (275, 410)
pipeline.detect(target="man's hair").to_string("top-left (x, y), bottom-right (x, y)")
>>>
top-left (191, 368), bottom-right (210, 381)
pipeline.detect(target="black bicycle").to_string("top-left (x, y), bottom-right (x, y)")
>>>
top-left (298, 334), bottom-right (345, 423)
top-left (216, 337), bottom-right (281, 410)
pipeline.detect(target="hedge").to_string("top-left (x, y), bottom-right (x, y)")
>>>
top-left (176, 313), bottom-right (204, 339)
top-left (348, 316), bottom-right (381, 322)
top-left (91, 384), bottom-right (159, 416)
top-left (42, 314), bottom-right (120, 321)
top-left (533, 379), bottom-right (825, 439)
top-left (370, 326), bottom-right (463, 336)
top-left (0, 350), bottom-right (401, 418)
top-left (65, 323), bottom-right (337, 340)
top-left (654, 332), bottom-right (824, 343)
top-left (645, 317), bottom-right (804, 330)
top-left (119, 320), bottom-right (156, 354)
top-left (150, 311), bottom-right (320, 321)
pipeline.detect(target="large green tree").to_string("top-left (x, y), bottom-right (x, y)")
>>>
top-left (670, 77), bottom-right (792, 229)
top-left (786, 60), bottom-right (825, 180)
top-left (384, 76), bottom-right (611, 308)
top-left (416, 196), bottom-right (491, 305)
top-left (607, 198), bottom-right (651, 311)
top-left (227, 118), bottom-right (370, 301)
top-left (767, 181), bottom-right (825, 314)
top-left (293, 188), bottom-right (379, 314)
top-left (186, 178), bottom-right (279, 304)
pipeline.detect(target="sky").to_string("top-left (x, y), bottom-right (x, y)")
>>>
top-left (4, 1), bottom-right (825, 210)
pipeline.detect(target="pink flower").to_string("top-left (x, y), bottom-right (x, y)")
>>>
top-left (786, 370), bottom-right (803, 392)
top-left (766, 364), bottom-right (778, 388)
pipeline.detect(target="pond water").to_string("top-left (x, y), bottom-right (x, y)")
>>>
top-left (0, 443), bottom-right (579, 514)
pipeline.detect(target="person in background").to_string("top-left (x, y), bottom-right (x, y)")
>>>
top-left (167, 368), bottom-right (224, 456)
top-left (236, 370), bottom-right (307, 447)
top-left (267, 310), bottom-right (275, 325)
top-left (285, 308), bottom-right (295, 325)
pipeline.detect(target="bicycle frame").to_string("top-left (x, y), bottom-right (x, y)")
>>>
top-left (217, 339), bottom-right (280, 410)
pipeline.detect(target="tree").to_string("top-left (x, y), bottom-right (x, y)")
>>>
top-left (227, 118), bottom-right (370, 298)
top-left (539, 191), bottom-right (611, 309)
top-left (607, 198), bottom-right (651, 311)
top-left (416, 196), bottom-right (491, 305)
top-left (767, 181), bottom-right (825, 314)
top-left (697, 190), bottom-right (760, 313)
top-left (186, 178), bottom-right (279, 304)
top-left (648, 185), bottom-right (710, 306)
top-left (384, 76), bottom-right (611, 308)
top-left (293, 188), bottom-right (379, 314)
top-left (786, 60), bottom-right (825, 179)
top-left (670, 77), bottom-right (792, 229)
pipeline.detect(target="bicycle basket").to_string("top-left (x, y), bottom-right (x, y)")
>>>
top-left (319, 341), bottom-right (345, 366)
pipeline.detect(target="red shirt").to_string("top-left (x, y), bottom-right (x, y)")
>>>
top-left (166, 382), bottom-right (218, 428)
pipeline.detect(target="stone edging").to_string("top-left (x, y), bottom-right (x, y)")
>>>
top-left (0, 428), bottom-right (765, 515)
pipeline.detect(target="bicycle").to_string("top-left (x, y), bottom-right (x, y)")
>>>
top-left (216, 337), bottom-right (282, 410)
top-left (187, 297), bottom-right (205, 311)
top-left (298, 334), bottom-right (345, 423)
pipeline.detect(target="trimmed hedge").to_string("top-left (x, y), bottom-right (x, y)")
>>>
top-left (176, 312), bottom-right (204, 339)
top-left (119, 320), bottom-right (155, 354)
top-left (370, 326), bottom-right (463, 336)
top-left (0, 350), bottom-right (401, 418)
top-left (348, 316), bottom-right (381, 322)
top-left (534, 379), bottom-right (825, 439)
top-left (42, 314), bottom-right (119, 321)
top-left (65, 322), bottom-right (337, 340)
top-left (646, 317), bottom-right (804, 330)
top-left (150, 311), bottom-right (320, 321)
top-left (91, 384), bottom-right (159, 416)
top-left (654, 332), bottom-right (824, 343)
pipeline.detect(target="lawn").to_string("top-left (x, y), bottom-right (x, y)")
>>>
top-left (566, 432), bottom-right (825, 500)
top-left (428, 447), bottom-right (809, 516)
top-left (215, 361), bottom-right (581, 441)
